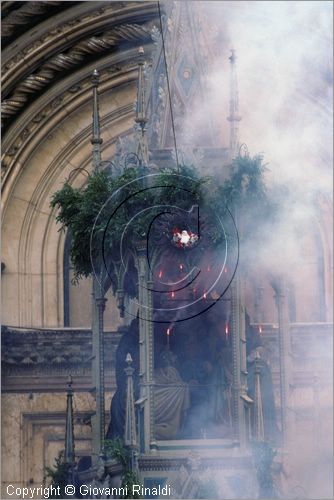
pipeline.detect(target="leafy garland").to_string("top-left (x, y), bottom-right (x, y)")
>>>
top-left (51, 156), bottom-right (273, 284)
top-left (104, 438), bottom-right (140, 499)
top-left (44, 452), bottom-right (72, 499)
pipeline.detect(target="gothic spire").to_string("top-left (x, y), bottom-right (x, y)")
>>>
top-left (91, 69), bottom-right (103, 171)
top-left (64, 375), bottom-right (75, 482)
top-left (227, 49), bottom-right (241, 160)
top-left (253, 352), bottom-right (265, 441)
top-left (135, 47), bottom-right (149, 167)
top-left (124, 353), bottom-right (138, 470)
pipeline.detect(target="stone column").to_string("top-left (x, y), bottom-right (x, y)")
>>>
top-left (125, 353), bottom-right (138, 471)
top-left (231, 273), bottom-right (247, 448)
top-left (253, 352), bottom-right (265, 441)
top-left (254, 280), bottom-right (264, 324)
top-left (136, 242), bottom-right (155, 452)
top-left (91, 276), bottom-right (107, 462)
top-left (273, 275), bottom-right (292, 448)
top-left (64, 376), bottom-right (75, 485)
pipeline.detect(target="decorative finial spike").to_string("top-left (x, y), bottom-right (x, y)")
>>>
top-left (124, 351), bottom-right (137, 459)
top-left (91, 69), bottom-right (99, 86)
top-left (91, 69), bottom-right (103, 171)
top-left (135, 46), bottom-right (149, 167)
top-left (229, 48), bottom-right (236, 63)
top-left (227, 49), bottom-right (241, 160)
top-left (64, 373), bottom-right (75, 481)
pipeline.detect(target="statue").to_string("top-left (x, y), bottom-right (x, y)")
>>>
top-left (178, 312), bottom-right (233, 438)
top-left (107, 319), bottom-right (190, 441)
top-left (106, 318), bottom-right (139, 439)
top-left (208, 334), bottom-right (231, 427)
top-left (246, 314), bottom-right (279, 442)
top-left (154, 349), bottom-right (190, 439)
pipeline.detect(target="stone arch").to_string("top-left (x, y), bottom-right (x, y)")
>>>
top-left (2, 71), bottom-right (142, 327)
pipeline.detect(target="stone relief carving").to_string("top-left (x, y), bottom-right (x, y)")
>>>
top-left (1, 327), bottom-right (118, 375)
top-left (1, 67), bottom-right (131, 180)
top-left (2, 5), bottom-right (112, 72)
top-left (1, 1), bottom-right (62, 38)
top-left (1, 24), bottom-right (152, 126)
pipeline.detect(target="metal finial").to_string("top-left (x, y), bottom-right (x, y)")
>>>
top-left (91, 69), bottom-right (99, 85)
top-left (229, 49), bottom-right (236, 64)
top-left (126, 353), bottom-right (133, 365)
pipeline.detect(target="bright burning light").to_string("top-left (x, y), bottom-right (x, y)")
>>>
top-left (158, 270), bottom-right (163, 278)
top-left (180, 230), bottom-right (190, 245)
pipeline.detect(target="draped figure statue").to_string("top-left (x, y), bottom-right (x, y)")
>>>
top-left (106, 318), bottom-right (139, 440)
top-left (154, 349), bottom-right (190, 439)
top-left (245, 313), bottom-right (279, 443)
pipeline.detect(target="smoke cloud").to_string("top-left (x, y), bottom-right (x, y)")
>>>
top-left (166, 2), bottom-right (333, 498)
top-left (199, 1), bottom-right (332, 190)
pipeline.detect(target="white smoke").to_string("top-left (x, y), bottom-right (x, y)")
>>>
top-left (184, 1), bottom-right (332, 191)
top-left (170, 2), bottom-right (333, 498)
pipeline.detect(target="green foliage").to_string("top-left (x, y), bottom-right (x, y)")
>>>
top-left (252, 441), bottom-right (277, 499)
top-left (51, 165), bottom-right (206, 282)
top-left (51, 157), bottom-right (273, 283)
top-left (121, 470), bottom-right (141, 499)
top-left (104, 438), bottom-right (128, 466)
top-left (44, 451), bottom-right (71, 498)
top-left (104, 439), bottom-right (140, 498)
top-left (218, 154), bottom-right (268, 206)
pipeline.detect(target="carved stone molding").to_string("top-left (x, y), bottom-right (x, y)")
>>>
top-left (1, 327), bottom-right (122, 391)
top-left (20, 411), bottom-right (94, 486)
top-left (1, 58), bottom-right (138, 197)
top-left (1, 24), bottom-right (152, 126)
top-left (2, 2), bottom-right (157, 84)
top-left (1, 37), bottom-right (159, 211)
top-left (1, 1), bottom-right (63, 39)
